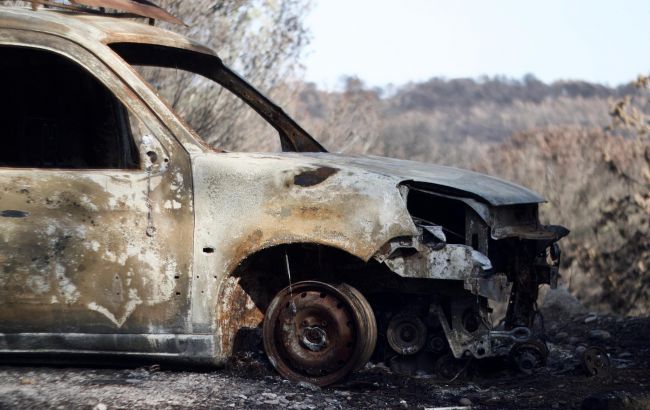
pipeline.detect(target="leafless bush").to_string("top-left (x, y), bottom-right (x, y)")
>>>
top-left (289, 78), bottom-right (385, 154)
top-left (290, 78), bottom-right (615, 158)
top-left (142, 0), bottom-right (312, 150)
top-left (472, 128), bottom-right (649, 315)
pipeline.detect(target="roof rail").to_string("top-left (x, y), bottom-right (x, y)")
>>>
top-left (3, 0), bottom-right (185, 26)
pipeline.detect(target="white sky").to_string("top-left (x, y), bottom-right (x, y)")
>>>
top-left (303, 0), bottom-right (650, 89)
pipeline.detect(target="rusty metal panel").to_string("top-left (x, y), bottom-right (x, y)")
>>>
top-left (0, 7), bottom-right (211, 58)
top-left (0, 168), bottom-right (192, 333)
top-left (0, 333), bottom-right (214, 361)
top-left (188, 153), bottom-right (418, 358)
top-left (0, 29), bottom-right (195, 336)
top-left (383, 244), bottom-right (478, 280)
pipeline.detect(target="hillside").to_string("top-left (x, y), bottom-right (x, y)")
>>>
top-left (290, 76), bottom-right (638, 153)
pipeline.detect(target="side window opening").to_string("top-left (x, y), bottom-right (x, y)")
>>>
top-left (134, 65), bottom-right (281, 153)
top-left (0, 46), bottom-right (140, 169)
top-left (109, 43), bottom-right (282, 153)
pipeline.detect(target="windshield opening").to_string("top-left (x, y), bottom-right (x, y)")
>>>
top-left (109, 42), bottom-right (325, 153)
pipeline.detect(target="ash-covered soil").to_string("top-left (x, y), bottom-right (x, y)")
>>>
top-left (1, 298), bottom-right (649, 409)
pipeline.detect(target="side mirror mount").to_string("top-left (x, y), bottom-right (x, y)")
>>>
top-left (140, 134), bottom-right (169, 174)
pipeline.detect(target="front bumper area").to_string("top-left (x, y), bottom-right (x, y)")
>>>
top-left (375, 222), bottom-right (567, 360)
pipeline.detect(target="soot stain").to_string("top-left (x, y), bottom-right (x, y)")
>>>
top-left (293, 167), bottom-right (338, 187)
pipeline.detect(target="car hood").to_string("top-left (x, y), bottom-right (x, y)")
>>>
top-left (291, 152), bottom-right (544, 206)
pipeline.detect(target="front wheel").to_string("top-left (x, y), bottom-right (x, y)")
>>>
top-left (262, 281), bottom-right (376, 386)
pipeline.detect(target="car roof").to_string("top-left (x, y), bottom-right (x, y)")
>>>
top-left (0, 5), bottom-right (215, 56)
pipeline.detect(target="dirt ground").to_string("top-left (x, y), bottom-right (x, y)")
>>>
top-left (1, 299), bottom-right (649, 410)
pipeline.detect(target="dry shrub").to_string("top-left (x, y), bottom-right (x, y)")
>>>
top-left (473, 128), bottom-right (650, 315)
top-left (289, 77), bottom-right (620, 159)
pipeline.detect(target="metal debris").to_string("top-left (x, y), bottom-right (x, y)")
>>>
top-left (581, 346), bottom-right (611, 377)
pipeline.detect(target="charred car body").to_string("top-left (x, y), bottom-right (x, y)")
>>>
top-left (0, 4), bottom-right (568, 386)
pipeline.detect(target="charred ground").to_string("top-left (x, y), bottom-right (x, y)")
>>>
top-left (1, 294), bottom-right (648, 410)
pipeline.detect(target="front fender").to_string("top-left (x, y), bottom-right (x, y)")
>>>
top-left (188, 152), bottom-right (417, 354)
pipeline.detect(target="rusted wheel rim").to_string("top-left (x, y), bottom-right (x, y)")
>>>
top-left (337, 283), bottom-right (377, 371)
top-left (263, 281), bottom-right (374, 386)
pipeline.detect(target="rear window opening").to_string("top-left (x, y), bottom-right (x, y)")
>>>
top-left (0, 46), bottom-right (139, 169)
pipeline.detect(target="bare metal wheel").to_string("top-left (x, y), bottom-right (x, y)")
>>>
top-left (337, 283), bottom-right (377, 371)
top-left (262, 281), bottom-right (377, 386)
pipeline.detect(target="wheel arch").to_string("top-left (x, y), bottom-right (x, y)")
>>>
top-left (213, 242), bottom-right (368, 360)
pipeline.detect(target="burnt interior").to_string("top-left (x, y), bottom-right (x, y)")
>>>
top-left (406, 187), bottom-right (542, 276)
top-left (407, 189), bottom-right (468, 244)
top-left (0, 46), bottom-right (139, 169)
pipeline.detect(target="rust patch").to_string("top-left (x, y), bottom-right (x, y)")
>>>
top-left (293, 167), bottom-right (338, 187)
top-left (248, 229), bottom-right (264, 244)
top-left (295, 206), bottom-right (336, 219)
top-left (217, 276), bottom-right (265, 356)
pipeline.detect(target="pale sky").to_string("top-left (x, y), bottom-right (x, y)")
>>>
top-left (303, 0), bottom-right (650, 89)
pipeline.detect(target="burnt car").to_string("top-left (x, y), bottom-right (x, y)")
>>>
top-left (0, 4), bottom-right (568, 386)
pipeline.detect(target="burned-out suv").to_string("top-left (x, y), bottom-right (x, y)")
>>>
top-left (0, 4), bottom-right (567, 386)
